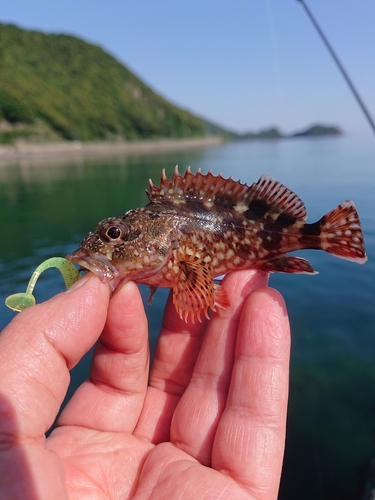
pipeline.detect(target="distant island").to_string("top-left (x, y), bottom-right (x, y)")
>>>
top-left (290, 124), bottom-right (342, 137)
top-left (0, 23), bottom-right (342, 147)
top-left (240, 124), bottom-right (342, 140)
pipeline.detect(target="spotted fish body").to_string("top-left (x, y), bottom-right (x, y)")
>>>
top-left (67, 167), bottom-right (367, 322)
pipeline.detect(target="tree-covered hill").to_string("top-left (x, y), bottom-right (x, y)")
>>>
top-left (0, 23), bottom-right (206, 143)
top-left (0, 23), bottom-right (343, 146)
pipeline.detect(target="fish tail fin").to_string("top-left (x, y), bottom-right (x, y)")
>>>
top-left (319, 200), bottom-right (367, 263)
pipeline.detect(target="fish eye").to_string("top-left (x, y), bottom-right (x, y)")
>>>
top-left (100, 221), bottom-right (128, 243)
top-left (107, 226), bottom-right (121, 239)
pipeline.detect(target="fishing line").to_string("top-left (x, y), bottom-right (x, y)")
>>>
top-left (297, 0), bottom-right (375, 136)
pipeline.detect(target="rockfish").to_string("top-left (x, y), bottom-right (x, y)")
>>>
top-left (67, 167), bottom-right (367, 322)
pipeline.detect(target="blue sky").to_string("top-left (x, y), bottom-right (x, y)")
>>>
top-left (2, 1), bottom-right (375, 136)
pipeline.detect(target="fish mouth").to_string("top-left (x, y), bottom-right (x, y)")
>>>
top-left (66, 249), bottom-right (119, 283)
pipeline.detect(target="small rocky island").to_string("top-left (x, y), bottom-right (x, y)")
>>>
top-left (291, 124), bottom-right (342, 137)
top-left (240, 124), bottom-right (342, 141)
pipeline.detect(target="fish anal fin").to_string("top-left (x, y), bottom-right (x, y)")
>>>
top-left (260, 255), bottom-right (317, 274)
top-left (172, 255), bottom-right (215, 323)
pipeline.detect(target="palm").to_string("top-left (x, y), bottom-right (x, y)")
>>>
top-left (49, 430), bottom-right (251, 499)
top-left (0, 270), bottom-right (289, 500)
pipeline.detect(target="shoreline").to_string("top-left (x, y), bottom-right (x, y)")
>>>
top-left (0, 136), bottom-right (223, 165)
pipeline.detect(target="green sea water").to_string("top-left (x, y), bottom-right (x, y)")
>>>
top-left (0, 136), bottom-right (374, 499)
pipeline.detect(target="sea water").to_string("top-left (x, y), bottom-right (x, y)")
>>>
top-left (0, 135), bottom-right (374, 499)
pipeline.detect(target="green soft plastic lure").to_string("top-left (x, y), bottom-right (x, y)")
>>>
top-left (5, 257), bottom-right (81, 312)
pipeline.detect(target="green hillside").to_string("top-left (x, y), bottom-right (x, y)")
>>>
top-left (0, 23), bottom-right (206, 143)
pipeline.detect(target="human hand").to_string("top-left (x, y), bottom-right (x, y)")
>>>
top-left (0, 269), bottom-right (290, 500)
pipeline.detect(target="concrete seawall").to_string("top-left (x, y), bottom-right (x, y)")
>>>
top-left (0, 136), bottom-right (223, 165)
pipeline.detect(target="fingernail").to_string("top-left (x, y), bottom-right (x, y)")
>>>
top-left (65, 274), bottom-right (91, 293)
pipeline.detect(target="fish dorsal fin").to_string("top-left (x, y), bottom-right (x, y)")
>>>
top-left (247, 174), bottom-right (307, 220)
top-left (147, 168), bottom-right (306, 220)
top-left (147, 166), bottom-right (249, 206)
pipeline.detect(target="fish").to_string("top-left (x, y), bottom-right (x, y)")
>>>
top-left (67, 167), bottom-right (367, 322)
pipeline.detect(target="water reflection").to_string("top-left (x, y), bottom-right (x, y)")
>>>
top-left (1, 137), bottom-right (375, 499)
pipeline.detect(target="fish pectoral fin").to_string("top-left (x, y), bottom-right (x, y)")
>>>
top-left (260, 255), bottom-right (317, 274)
top-left (172, 257), bottom-right (215, 323)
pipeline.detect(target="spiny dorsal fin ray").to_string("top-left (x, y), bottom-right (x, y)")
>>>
top-left (146, 168), bottom-right (307, 220)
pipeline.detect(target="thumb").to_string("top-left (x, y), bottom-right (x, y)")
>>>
top-left (0, 274), bottom-right (110, 438)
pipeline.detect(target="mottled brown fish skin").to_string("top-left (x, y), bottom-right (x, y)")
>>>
top-left (67, 167), bottom-right (367, 322)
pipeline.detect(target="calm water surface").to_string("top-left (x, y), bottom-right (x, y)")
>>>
top-left (1, 136), bottom-right (374, 499)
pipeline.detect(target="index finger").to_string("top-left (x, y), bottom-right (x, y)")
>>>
top-left (0, 274), bottom-right (110, 438)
